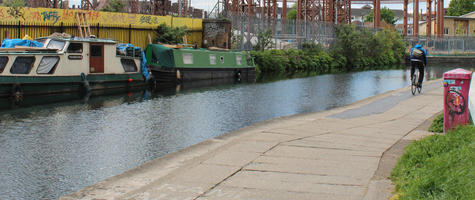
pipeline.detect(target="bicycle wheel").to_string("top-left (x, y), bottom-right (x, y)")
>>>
top-left (411, 70), bottom-right (419, 95)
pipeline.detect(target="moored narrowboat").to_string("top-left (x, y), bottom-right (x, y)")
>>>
top-left (145, 44), bottom-right (255, 83)
top-left (0, 36), bottom-right (149, 101)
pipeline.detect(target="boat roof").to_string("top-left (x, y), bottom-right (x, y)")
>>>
top-left (37, 36), bottom-right (117, 44)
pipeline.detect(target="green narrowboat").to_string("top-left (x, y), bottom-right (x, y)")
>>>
top-left (0, 36), bottom-right (149, 101)
top-left (145, 44), bottom-right (255, 83)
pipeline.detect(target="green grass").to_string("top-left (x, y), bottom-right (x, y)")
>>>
top-left (428, 113), bottom-right (444, 133)
top-left (391, 125), bottom-right (475, 200)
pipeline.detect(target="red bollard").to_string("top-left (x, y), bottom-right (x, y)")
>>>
top-left (443, 68), bottom-right (472, 132)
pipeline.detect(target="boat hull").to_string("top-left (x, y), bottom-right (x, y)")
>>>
top-left (0, 73), bottom-right (147, 98)
top-left (151, 66), bottom-right (256, 83)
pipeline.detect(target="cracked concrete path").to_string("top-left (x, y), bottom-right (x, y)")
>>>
top-left (61, 80), bottom-right (443, 200)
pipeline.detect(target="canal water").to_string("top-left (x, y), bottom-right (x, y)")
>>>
top-left (0, 65), bottom-right (465, 199)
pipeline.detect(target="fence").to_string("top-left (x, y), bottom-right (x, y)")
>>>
top-left (0, 6), bottom-right (203, 49)
top-left (406, 36), bottom-right (475, 56)
top-left (0, 21), bottom-right (202, 49)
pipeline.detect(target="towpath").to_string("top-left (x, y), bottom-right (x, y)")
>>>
top-left (62, 79), bottom-right (443, 200)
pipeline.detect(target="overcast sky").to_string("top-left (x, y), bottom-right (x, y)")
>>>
top-left (69, 0), bottom-right (452, 14)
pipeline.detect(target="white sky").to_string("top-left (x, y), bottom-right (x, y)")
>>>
top-left (69, 0), bottom-right (452, 14)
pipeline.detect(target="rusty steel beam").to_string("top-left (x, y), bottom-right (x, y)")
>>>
top-left (426, 0), bottom-right (431, 36)
top-left (413, 0), bottom-right (419, 36)
top-left (436, 0), bottom-right (444, 36)
top-left (403, 0), bottom-right (408, 35)
top-left (81, 0), bottom-right (94, 10)
top-left (373, 0), bottom-right (380, 28)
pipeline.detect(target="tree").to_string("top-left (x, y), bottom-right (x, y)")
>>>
top-left (253, 28), bottom-right (273, 51)
top-left (153, 24), bottom-right (187, 44)
top-left (447, 0), bottom-right (475, 16)
top-left (2, 0), bottom-right (26, 20)
top-left (286, 4), bottom-right (297, 20)
top-left (364, 7), bottom-right (397, 25)
top-left (101, 0), bottom-right (125, 12)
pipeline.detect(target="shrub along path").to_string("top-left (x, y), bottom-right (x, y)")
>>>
top-left (62, 80), bottom-right (443, 200)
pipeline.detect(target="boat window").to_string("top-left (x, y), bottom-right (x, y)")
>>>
top-left (10, 57), bottom-right (35, 74)
top-left (91, 45), bottom-right (102, 57)
top-left (220, 56), bottom-right (224, 64)
top-left (0, 57), bottom-right (8, 73)
top-left (46, 39), bottom-right (66, 50)
top-left (67, 43), bottom-right (83, 53)
top-left (236, 55), bottom-right (242, 65)
top-left (183, 53), bottom-right (193, 64)
top-left (37, 56), bottom-right (59, 74)
top-left (120, 59), bottom-right (138, 72)
top-left (210, 54), bottom-right (216, 65)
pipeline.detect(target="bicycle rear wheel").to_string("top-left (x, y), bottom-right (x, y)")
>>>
top-left (411, 70), bottom-right (419, 95)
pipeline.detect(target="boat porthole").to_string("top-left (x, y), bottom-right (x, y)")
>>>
top-left (220, 56), bottom-right (224, 63)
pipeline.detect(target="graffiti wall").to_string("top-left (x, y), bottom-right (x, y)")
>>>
top-left (0, 6), bottom-right (202, 30)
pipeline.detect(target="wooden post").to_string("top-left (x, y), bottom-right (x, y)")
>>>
top-left (128, 24), bottom-right (132, 43)
top-left (18, 20), bottom-right (21, 38)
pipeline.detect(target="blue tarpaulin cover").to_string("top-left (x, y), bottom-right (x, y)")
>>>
top-left (117, 43), bottom-right (150, 80)
top-left (0, 38), bottom-right (43, 48)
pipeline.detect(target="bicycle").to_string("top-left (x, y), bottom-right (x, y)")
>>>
top-left (411, 69), bottom-right (422, 95)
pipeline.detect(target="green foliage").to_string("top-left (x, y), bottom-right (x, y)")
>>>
top-left (391, 125), bottom-right (475, 199)
top-left (2, 0), bottom-right (25, 20)
top-left (252, 25), bottom-right (406, 79)
top-left (253, 28), bottom-right (273, 51)
top-left (286, 10), bottom-right (297, 20)
top-left (101, 0), bottom-right (126, 12)
top-left (447, 0), bottom-right (475, 16)
top-left (231, 29), bottom-right (241, 49)
top-left (286, 4), bottom-right (298, 20)
top-left (364, 7), bottom-right (397, 25)
top-left (153, 24), bottom-right (187, 44)
top-left (429, 114), bottom-right (444, 133)
top-left (330, 25), bottom-right (406, 71)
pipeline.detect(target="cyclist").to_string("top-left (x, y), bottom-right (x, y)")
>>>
top-left (410, 44), bottom-right (427, 87)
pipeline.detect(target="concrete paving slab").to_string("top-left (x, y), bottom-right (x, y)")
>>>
top-left (202, 151), bottom-right (261, 166)
top-left (245, 156), bottom-right (378, 179)
top-left (197, 186), bottom-right (359, 200)
top-left (221, 171), bottom-right (367, 196)
top-left (62, 80), bottom-right (445, 200)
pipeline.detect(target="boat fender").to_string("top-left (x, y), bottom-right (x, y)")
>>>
top-left (81, 73), bottom-right (91, 92)
top-left (236, 70), bottom-right (241, 82)
top-left (11, 84), bottom-right (23, 102)
top-left (176, 70), bottom-right (181, 81)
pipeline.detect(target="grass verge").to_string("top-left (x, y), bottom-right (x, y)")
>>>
top-left (391, 125), bottom-right (475, 200)
top-left (428, 113), bottom-right (443, 133)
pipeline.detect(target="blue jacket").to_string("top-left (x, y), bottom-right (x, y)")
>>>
top-left (410, 44), bottom-right (427, 65)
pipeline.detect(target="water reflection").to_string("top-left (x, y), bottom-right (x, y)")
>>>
top-left (0, 65), bottom-right (469, 199)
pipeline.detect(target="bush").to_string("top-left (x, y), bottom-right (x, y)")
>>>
top-left (391, 125), bottom-right (475, 200)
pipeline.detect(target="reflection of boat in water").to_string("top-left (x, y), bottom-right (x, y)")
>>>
top-left (0, 86), bottom-right (149, 113)
top-left (0, 36), bottom-right (149, 102)
top-left (151, 77), bottom-right (248, 96)
top-left (145, 44), bottom-right (256, 83)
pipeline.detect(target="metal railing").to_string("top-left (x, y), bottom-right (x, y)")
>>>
top-left (406, 36), bottom-right (475, 56)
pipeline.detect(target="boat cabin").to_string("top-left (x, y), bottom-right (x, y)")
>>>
top-left (0, 37), bottom-right (142, 77)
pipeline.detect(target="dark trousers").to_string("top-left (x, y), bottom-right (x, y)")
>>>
top-left (411, 61), bottom-right (424, 85)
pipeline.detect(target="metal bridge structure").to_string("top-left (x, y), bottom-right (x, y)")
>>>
top-left (221, 0), bottom-right (445, 36)
top-left (26, 0), bottom-right (445, 36)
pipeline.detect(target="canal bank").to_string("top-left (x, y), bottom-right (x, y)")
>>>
top-left (62, 79), bottom-right (443, 200)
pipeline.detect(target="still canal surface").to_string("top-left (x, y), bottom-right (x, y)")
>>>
top-left (0, 65), bottom-right (464, 199)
